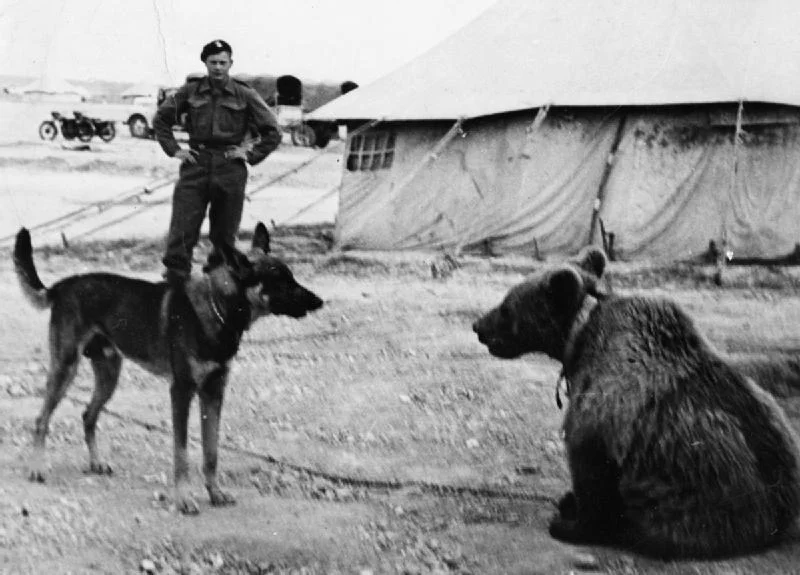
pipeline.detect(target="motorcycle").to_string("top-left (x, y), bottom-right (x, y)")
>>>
top-left (75, 111), bottom-right (116, 143)
top-left (38, 111), bottom-right (116, 143)
top-left (39, 111), bottom-right (93, 142)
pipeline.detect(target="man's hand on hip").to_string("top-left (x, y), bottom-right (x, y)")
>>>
top-left (174, 149), bottom-right (199, 164)
top-left (224, 146), bottom-right (249, 163)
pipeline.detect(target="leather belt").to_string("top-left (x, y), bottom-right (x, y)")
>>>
top-left (191, 142), bottom-right (235, 152)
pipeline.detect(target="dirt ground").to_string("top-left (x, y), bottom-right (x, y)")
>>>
top-left (3, 102), bottom-right (800, 574)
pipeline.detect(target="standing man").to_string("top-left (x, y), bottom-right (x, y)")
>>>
top-left (154, 39), bottom-right (281, 285)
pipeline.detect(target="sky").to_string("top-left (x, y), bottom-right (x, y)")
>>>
top-left (0, 0), bottom-right (498, 87)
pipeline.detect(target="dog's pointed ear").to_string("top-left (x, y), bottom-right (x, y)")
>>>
top-left (252, 222), bottom-right (271, 253)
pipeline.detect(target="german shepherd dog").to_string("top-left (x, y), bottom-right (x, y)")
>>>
top-left (14, 222), bottom-right (323, 514)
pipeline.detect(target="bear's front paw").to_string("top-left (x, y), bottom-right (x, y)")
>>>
top-left (549, 515), bottom-right (583, 542)
top-left (550, 514), bottom-right (618, 546)
top-left (557, 491), bottom-right (577, 519)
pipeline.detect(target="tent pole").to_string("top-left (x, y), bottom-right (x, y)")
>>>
top-left (588, 113), bottom-right (627, 248)
top-left (726, 99), bottom-right (745, 247)
top-left (527, 104), bottom-right (551, 135)
top-left (715, 99), bottom-right (744, 284)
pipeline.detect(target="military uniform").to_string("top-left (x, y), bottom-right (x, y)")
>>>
top-left (155, 69), bottom-right (281, 281)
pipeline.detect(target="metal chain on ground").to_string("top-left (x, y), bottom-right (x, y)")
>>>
top-left (52, 393), bottom-right (554, 505)
top-left (4, 118), bottom-right (557, 502)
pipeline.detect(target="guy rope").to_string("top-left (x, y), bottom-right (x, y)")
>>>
top-left (3, 119), bottom-right (387, 246)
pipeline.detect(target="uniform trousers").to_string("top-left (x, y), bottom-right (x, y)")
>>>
top-left (162, 148), bottom-right (248, 279)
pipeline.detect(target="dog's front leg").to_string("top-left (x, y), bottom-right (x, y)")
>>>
top-left (170, 378), bottom-right (199, 515)
top-left (199, 367), bottom-right (235, 507)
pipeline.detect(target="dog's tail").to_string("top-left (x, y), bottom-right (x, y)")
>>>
top-left (14, 228), bottom-right (50, 310)
top-left (731, 354), bottom-right (800, 399)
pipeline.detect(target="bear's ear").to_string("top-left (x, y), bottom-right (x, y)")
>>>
top-left (574, 245), bottom-right (606, 279)
top-left (547, 267), bottom-right (584, 311)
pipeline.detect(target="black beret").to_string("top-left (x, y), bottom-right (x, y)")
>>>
top-left (200, 39), bottom-right (232, 62)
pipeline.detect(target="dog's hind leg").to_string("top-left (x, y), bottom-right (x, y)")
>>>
top-left (83, 344), bottom-right (122, 475)
top-left (29, 331), bottom-right (81, 482)
top-left (199, 366), bottom-right (235, 507)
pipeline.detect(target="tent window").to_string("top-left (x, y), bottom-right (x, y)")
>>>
top-left (347, 132), bottom-right (396, 171)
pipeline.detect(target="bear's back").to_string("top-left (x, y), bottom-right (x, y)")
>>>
top-left (563, 294), bottom-right (800, 556)
top-left (569, 296), bottom-right (711, 393)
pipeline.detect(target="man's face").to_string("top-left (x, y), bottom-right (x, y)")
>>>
top-left (204, 52), bottom-right (232, 81)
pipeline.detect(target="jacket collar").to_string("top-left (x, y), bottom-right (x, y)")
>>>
top-left (197, 76), bottom-right (235, 95)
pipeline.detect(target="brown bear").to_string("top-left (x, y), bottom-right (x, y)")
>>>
top-left (472, 246), bottom-right (800, 559)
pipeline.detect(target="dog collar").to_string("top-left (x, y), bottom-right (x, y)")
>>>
top-left (205, 275), bottom-right (227, 327)
top-left (556, 294), bottom-right (598, 409)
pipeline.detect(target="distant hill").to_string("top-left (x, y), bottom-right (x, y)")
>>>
top-left (0, 75), bottom-right (36, 90)
top-left (0, 75), bottom-right (133, 103)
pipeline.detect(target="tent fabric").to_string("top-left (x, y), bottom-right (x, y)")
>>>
top-left (321, 0), bottom-right (800, 260)
top-left (600, 110), bottom-right (800, 259)
top-left (337, 108), bottom-right (800, 260)
top-left (310, 0), bottom-right (800, 122)
top-left (336, 111), bottom-right (620, 253)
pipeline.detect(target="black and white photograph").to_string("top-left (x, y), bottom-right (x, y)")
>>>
top-left (3, 1), bottom-right (800, 573)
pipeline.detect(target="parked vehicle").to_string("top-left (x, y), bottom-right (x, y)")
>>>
top-left (38, 111), bottom-right (94, 142)
top-left (38, 111), bottom-right (116, 143)
top-left (74, 112), bottom-right (116, 142)
top-left (273, 75), bottom-right (336, 149)
top-left (123, 86), bottom-right (181, 138)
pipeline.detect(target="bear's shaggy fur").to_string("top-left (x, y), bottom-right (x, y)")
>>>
top-left (472, 246), bottom-right (800, 559)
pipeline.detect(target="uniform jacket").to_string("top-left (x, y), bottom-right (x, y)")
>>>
top-left (154, 76), bottom-right (281, 166)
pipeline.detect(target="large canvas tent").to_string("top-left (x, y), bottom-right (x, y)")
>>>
top-left (310, 0), bottom-right (800, 260)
